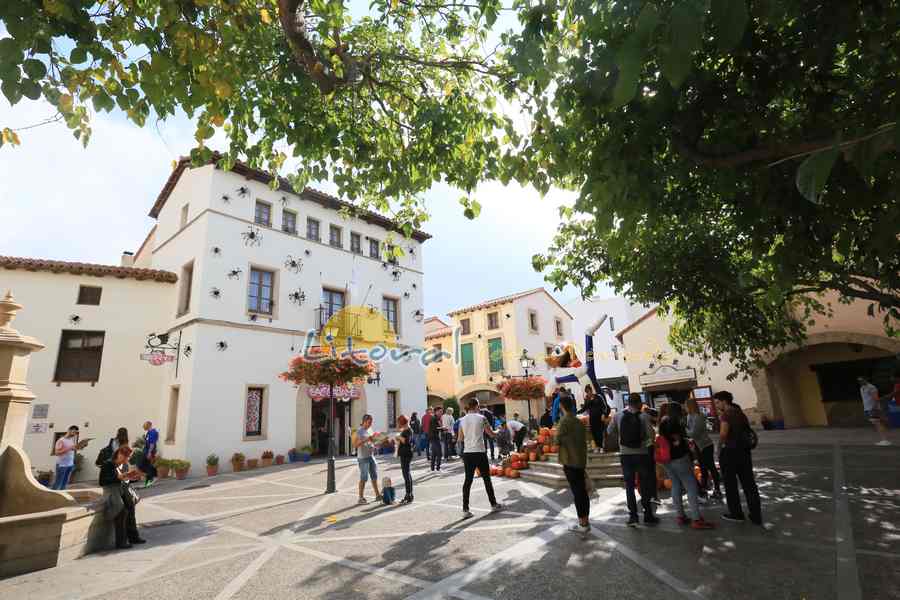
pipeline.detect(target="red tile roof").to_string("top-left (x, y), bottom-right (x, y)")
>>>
top-left (447, 288), bottom-right (573, 319)
top-left (151, 155), bottom-right (431, 243)
top-left (425, 327), bottom-right (453, 341)
top-left (0, 256), bottom-right (178, 283)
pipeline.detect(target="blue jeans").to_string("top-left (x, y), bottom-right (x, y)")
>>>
top-left (357, 456), bottom-right (377, 482)
top-left (663, 455), bottom-right (701, 520)
top-left (52, 465), bottom-right (75, 490)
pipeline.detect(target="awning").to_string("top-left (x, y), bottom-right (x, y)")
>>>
top-left (639, 365), bottom-right (697, 389)
top-left (307, 383), bottom-right (362, 401)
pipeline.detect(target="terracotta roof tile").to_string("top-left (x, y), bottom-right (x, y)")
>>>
top-left (425, 327), bottom-right (453, 341)
top-left (151, 155), bottom-right (431, 243)
top-left (0, 256), bottom-right (178, 283)
top-left (447, 288), bottom-right (573, 319)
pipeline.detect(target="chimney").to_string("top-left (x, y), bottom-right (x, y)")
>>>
top-left (121, 251), bottom-right (135, 267)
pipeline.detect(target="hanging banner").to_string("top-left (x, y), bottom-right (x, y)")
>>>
top-left (307, 383), bottom-right (362, 401)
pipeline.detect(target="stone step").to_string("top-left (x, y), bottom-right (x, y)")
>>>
top-left (528, 459), bottom-right (621, 478)
top-left (518, 469), bottom-right (624, 490)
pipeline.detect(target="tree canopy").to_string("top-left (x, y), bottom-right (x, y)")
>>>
top-left (2, 0), bottom-right (898, 373)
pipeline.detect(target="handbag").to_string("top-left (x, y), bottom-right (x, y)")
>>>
top-left (654, 434), bottom-right (672, 464)
top-left (124, 482), bottom-right (141, 506)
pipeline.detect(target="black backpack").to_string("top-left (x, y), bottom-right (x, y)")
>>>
top-left (619, 411), bottom-right (644, 449)
top-left (94, 438), bottom-right (114, 467)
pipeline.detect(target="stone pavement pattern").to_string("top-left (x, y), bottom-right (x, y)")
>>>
top-left (1, 429), bottom-right (898, 600)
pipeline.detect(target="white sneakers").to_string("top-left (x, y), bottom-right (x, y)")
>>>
top-left (568, 523), bottom-right (590, 534)
top-left (876, 440), bottom-right (893, 446)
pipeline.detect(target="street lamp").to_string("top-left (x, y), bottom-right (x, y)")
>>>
top-left (324, 327), bottom-right (339, 494)
top-left (519, 349), bottom-right (537, 430)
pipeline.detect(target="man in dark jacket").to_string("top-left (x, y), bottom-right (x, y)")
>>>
top-left (429, 407), bottom-right (445, 472)
top-left (99, 446), bottom-right (146, 549)
top-left (480, 406), bottom-right (497, 461)
top-left (539, 408), bottom-right (553, 429)
top-left (714, 391), bottom-right (763, 526)
top-left (578, 385), bottom-right (610, 452)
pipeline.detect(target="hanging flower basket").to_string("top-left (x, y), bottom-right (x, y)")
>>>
top-left (280, 347), bottom-right (375, 391)
top-left (497, 375), bottom-right (548, 400)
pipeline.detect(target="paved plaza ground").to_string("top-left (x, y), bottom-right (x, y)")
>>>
top-left (2, 429), bottom-right (898, 600)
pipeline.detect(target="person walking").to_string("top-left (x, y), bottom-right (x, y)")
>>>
top-left (422, 407), bottom-right (434, 460)
top-left (507, 416), bottom-right (526, 452)
top-left (410, 412), bottom-right (423, 457)
top-left (99, 445), bottom-right (146, 549)
top-left (52, 425), bottom-right (85, 490)
top-left (442, 406), bottom-right (456, 460)
top-left (578, 385), bottom-right (609, 453)
top-left (714, 391), bottom-right (763, 526)
top-left (686, 398), bottom-right (722, 500)
top-left (354, 414), bottom-right (382, 504)
top-left (607, 394), bottom-right (659, 526)
top-left (558, 394), bottom-right (591, 534)
top-left (397, 415), bottom-right (414, 504)
top-left (140, 421), bottom-right (159, 486)
top-left (658, 403), bottom-right (715, 530)
top-left (429, 407), bottom-right (445, 472)
top-left (858, 377), bottom-right (892, 446)
top-left (457, 398), bottom-right (505, 519)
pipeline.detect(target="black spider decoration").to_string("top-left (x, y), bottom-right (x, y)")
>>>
top-left (216, 341), bottom-right (228, 351)
top-left (284, 256), bottom-right (303, 274)
top-left (241, 226), bottom-right (262, 247)
top-left (411, 283), bottom-right (417, 289)
top-left (227, 268), bottom-right (242, 280)
top-left (183, 345), bottom-right (193, 357)
top-left (69, 314), bottom-right (81, 325)
top-left (367, 304), bottom-right (377, 315)
top-left (211, 246), bottom-right (222, 256)
top-left (249, 314), bottom-right (258, 322)
top-left (221, 194), bottom-right (230, 203)
top-left (237, 186), bottom-right (249, 197)
top-left (413, 309), bottom-right (424, 323)
top-left (403, 292), bottom-right (410, 299)
top-left (210, 287), bottom-right (222, 299)
top-left (288, 290), bottom-right (306, 306)
top-left (304, 249), bottom-right (311, 256)
top-left (281, 196), bottom-right (289, 206)
top-left (391, 269), bottom-right (402, 282)
top-left (381, 262), bottom-right (388, 270)
top-left (408, 246), bottom-right (416, 257)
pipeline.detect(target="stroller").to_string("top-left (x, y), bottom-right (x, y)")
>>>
top-left (496, 426), bottom-right (514, 461)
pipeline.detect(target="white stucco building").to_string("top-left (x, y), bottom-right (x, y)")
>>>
top-left (2, 157), bottom-right (430, 480)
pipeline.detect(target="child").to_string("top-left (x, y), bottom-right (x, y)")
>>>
top-left (381, 476), bottom-right (396, 505)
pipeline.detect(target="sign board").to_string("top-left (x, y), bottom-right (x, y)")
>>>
top-left (28, 422), bottom-right (48, 434)
top-left (32, 403), bottom-right (49, 419)
top-left (141, 353), bottom-right (175, 366)
top-left (692, 386), bottom-right (712, 399)
top-left (307, 383), bottom-right (361, 401)
top-left (639, 365), bottom-right (697, 387)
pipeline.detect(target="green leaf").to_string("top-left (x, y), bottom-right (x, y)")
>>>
top-left (711, 0), bottom-right (749, 52)
top-left (661, 2), bottom-right (703, 89)
top-left (796, 143), bottom-right (840, 204)
top-left (611, 36), bottom-right (644, 108)
top-left (1, 79), bottom-right (22, 105)
top-left (70, 46), bottom-right (88, 64)
top-left (19, 78), bottom-right (41, 100)
top-left (22, 59), bottom-right (47, 80)
top-left (635, 3), bottom-right (661, 41)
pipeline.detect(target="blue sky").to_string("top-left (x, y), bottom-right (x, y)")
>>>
top-left (0, 9), bottom-right (600, 320)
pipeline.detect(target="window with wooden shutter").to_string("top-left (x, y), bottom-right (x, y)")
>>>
top-left (461, 343), bottom-right (475, 376)
top-left (54, 331), bottom-right (105, 382)
top-left (76, 285), bottom-right (102, 305)
top-left (487, 312), bottom-right (499, 330)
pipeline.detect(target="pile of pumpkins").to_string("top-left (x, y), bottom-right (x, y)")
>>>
top-left (490, 451), bottom-right (533, 479)
top-left (536, 427), bottom-right (560, 455)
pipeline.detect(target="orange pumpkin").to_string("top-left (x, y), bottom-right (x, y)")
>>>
top-left (664, 479), bottom-right (673, 491)
top-left (528, 452), bottom-right (537, 461)
top-left (540, 427), bottom-right (550, 437)
top-left (542, 445), bottom-right (551, 454)
top-left (505, 467), bottom-right (513, 477)
top-left (550, 445), bottom-right (559, 453)
top-left (509, 469), bottom-right (520, 478)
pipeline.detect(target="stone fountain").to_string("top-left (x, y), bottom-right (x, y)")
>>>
top-left (0, 290), bottom-right (110, 578)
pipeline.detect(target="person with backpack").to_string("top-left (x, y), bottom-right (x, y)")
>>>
top-left (714, 390), bottom-right (763, 526)
top-left (607, 393), bottom-right (659, 526)
top-left (656, 403), bottom-right (714, 530)
top-left (558, 393), bottom-right (591, 534)
top-left (95, 427), bottom-right (129, 469)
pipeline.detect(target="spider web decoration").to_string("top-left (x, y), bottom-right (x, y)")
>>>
top-left (216, 341), bottom-right (228, 351)
top-left (237, 186), bottom-right (250, 197)
top-left (241, 226), bottom-right (262, 247)
top-left (210, 287), bottom-right (222, 299)
top-left (288, 290), bottom-right (306, 306)
top-left (227, 268), bottom-right (243, 280)
top-left (182, 345), bottom-right (192, 357)
top-left (284, 255), bottom-right (303, 274)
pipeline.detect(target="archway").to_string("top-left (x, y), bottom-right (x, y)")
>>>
top-left (752, 331), bottom-right (900, 427)
top-left (426, 393), bottom-right (447, 408)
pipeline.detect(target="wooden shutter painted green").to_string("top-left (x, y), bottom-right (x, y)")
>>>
top-left (461, 343), bottom-right (474, 376)
top-left (488, 338), bottom-right (503, 373)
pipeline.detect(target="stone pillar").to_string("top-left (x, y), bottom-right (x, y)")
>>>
top-left (0, 291), bottom-right (45, 451)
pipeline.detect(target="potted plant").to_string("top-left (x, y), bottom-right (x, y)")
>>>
top-left (299, 445), bottom-right (313, 462)
top-left (247, 457), bottom-right (259, 469)
top-left (206, 454), bottom-right (220, 476)
top-left (231, 452), bottom-right (246, 472)
top-left (173, 459), bottom-right (191, 480)
top-left (275, 453), bottom-right (285, 465)
top-left (287, 448), bottom-right (298, 463)
top-left (260, 450), bottom-right (274, 468)
top-left (157, 458), bottom-right (171, 479)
